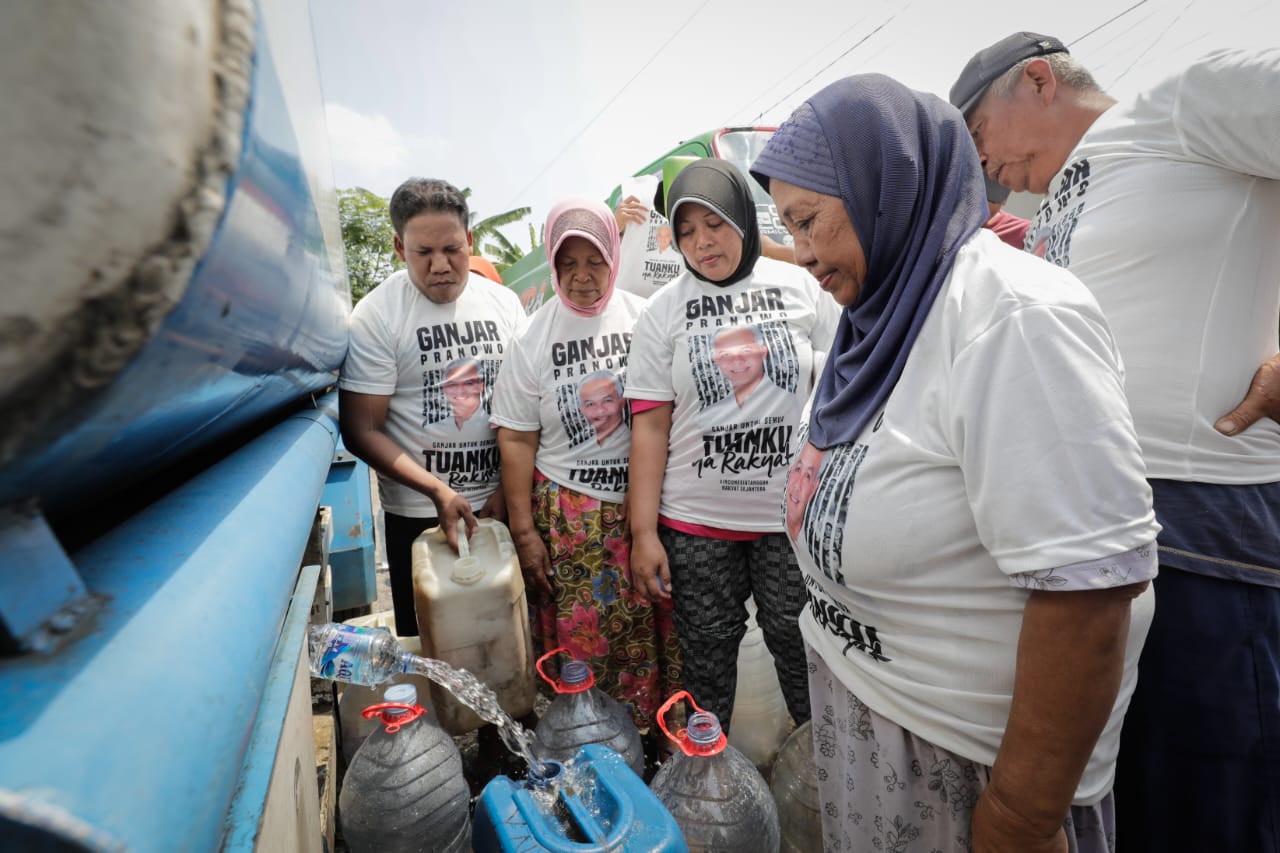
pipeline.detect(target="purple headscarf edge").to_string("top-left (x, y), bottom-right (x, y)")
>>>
top-left (751, 73), bottom-right (989, 449)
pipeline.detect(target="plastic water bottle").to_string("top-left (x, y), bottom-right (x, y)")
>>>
top-left (338, 683), bottom-right (471, 853)
top-left (309, 621), bottom-right (413, 686)
top-left (312, 618), bottom-right (545, 775)
top-left (649, 691), bottom-right (780, 852)
top-left (770, 720), bottom-right (821, 853)
top-left (532, 648), bottom-right (645, 778)
top-left (334, 613), bottom-right (438, 768)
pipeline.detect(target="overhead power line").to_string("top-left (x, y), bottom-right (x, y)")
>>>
top-left (1066, 0), bottom-right (1149, 46)
top-left (1110, 0), bottom-right (1197, 86)
top-left (501, 0), bottom-right (711, 211)
top-left (1080, 7), bottom-right (1161, 74)
top-left (717, 12), bottom-right (872, 128)
top-left (749, 10), bottom-right (903, 124)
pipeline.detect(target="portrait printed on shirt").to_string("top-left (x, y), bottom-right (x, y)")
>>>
top-left (1030, 157), bottom-right (1091, 266)
top-left (423, 356), bottom-right (497, 431)
top-left (555, 368), bottom-right (632, 494)
top-left (784, 416), bottom-right (879, 586)
top-left (689, 321), bottom-right (800, 421)
top-left (790, 441), bottom-right (863, 586)
top-left (688, 320), bottom-right (801, 491)
top-left (788, 427), bottom-right (890, 660)
top-left (786, 420), bottom-right (890, 664)
top-left (419, 353), bottom-right (503, 496)
top-left (558, 369), bottom-right (630, 449)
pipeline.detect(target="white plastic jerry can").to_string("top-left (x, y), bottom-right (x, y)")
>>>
top-left (411, 518), bottom-right (537, 735)
top-left (727, 596), bottom-right (793, 770)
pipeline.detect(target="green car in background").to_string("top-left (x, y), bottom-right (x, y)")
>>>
top-left (503, 127), bottom-right (788, 311)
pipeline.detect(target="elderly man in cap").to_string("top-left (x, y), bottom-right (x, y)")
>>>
top-left (952, 34), bottom-right (1280, 853)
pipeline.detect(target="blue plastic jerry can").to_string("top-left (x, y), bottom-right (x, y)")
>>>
top-left (472, 743), bottom-right (688, 852)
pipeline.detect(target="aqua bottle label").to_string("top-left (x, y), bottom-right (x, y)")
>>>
top-left (315, 628), bottom-right (381, 685)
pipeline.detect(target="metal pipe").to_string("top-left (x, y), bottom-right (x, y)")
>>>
top-left (0, 395), bottom-right (339, 851)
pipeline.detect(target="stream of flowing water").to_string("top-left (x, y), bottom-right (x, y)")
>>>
top-left (309, 622), bottom-right (544, 774)
top-left (405, 655), bottom-right (542, 772)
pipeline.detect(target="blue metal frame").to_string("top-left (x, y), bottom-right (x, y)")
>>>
top-left (322, 439), bottom-right (377, 611)
top-left (0, 0), bottom-right (358, 846)
top-left (0, 504), bottom-right (89, 650)
top-left (0, 397), bottom-right (339, 851)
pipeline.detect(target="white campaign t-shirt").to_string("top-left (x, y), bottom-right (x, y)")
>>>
top-left (627, 257), bottom-right (840, 530)
top-left (1028, 48), bottom-right (1280, 484)
top-left (490, 292), bottom-right (646, 503)
top-left (339, 270), bottom-right (526, 517)
top-left (789, 231), bottom-right (1160, 803)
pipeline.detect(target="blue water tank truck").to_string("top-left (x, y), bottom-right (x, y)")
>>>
top-left (0, 2), bottom-right (376, 849)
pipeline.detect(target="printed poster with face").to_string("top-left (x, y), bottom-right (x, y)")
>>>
top-left (614, 174), bottom-right (684, 299)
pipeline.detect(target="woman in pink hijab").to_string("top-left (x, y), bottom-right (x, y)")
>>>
top-left (491, 199), bottom-right (681, 749)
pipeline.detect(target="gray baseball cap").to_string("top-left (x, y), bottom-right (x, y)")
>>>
top-left (950, 31), bottom-right (1067, 116)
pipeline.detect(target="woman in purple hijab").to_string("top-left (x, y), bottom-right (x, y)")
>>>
top-left (752, 74), bottom-right (1160, 852)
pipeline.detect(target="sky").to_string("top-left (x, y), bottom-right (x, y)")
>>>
top-left (309, 0), bottom-right (1276, 243)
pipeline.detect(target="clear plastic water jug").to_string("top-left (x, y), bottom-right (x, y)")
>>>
top-left (412, 519), bottom-right (537, 735)
top-left (335, 612), bottom-right (436, 768)
top-left (533, 647), bottom-right (645, 778)
top-left (649, 691), bottom-right (780, 853)
top-left (472, 744), bottom-right (688, 852)
top-left (727, 596), bottom-right (792, 771)
top-left (338, 683), bottom-right (471, 853)
top-left (770, 720), bottom-right (821, 853)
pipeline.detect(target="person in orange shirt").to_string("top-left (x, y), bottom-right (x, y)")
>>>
top-left (468, 254), bottom-right (504, 284)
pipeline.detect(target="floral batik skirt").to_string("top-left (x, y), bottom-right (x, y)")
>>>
top-left (806, 643), bottom-right (1116, 853)
top-left (531, 477), bottom-right (682, 731)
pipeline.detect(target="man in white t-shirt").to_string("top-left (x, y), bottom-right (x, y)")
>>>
top-left (952, 37), bottom-right (1280, 852)
top-left (338, 177), bottom-right (525, 639)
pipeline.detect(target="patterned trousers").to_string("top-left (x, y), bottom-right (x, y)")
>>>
top-left (807, 644), bottom-right (1116, 853)
top-left (658, 526), bottom-right (810, 728)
